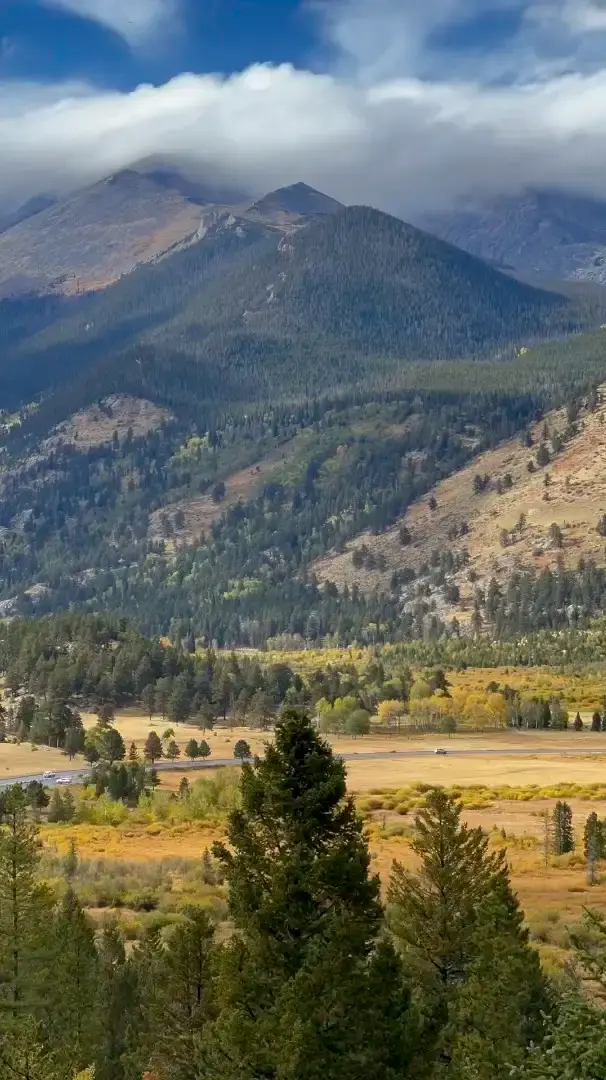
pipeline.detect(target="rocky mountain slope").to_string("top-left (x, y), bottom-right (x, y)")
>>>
top-left (421, 188), bottom-right (606, 283)
top-left (313, 382), bottom-right (606, 626)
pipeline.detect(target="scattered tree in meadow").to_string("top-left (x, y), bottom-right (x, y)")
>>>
top-left (144, 731), bottom-right (163, 763)
top-left (346, 709), bottom-right (371, 737)
top-left (233, 739), bottom-right (251, 762)
top-left (165, 739), bottom-right (181, 762)
top-left (552, 801), bottom-right (574, 855)
top-left (185, 738), bottom-right (200, 761)
top-left (198, 740), bottom-right (211, 761)
top-left (96, 703), bottom-right (115, 729)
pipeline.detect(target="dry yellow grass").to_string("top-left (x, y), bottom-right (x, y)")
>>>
top-left (343, 752), bottom-right (606, 792)
top-left (0, 741), bottom-right (73, 778)
top-left (40, 799), bottom-right (606, 944)
top-left (311, 389), bottom-right (606, 620)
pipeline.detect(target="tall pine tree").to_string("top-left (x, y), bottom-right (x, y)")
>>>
top-left (46, 888), bottom-right (99, 1072)
top-left (388, 789), bottom-right (549, 1079)
top-left (204, 709), bottom-right (418, 1080)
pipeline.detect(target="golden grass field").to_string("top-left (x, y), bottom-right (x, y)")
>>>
top-left (4, 708), bottom-right (606, 789)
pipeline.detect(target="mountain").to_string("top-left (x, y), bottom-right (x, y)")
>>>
top-left (0, 192), bottom-right (604, 644)
top-left (0, 194), bottom-right (58, 236)
top-left (1, 203), bottom-right (578, 418)
top-left (0, 167), bottom-right (220, 298)
top-left (0, 165), bottom-right (344, 299)
top-left (421, 188), bottom-right (606, 283)
top-left (242, 182), bottom-right (344, 227)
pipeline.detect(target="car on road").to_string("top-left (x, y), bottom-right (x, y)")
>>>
top-left (42, 771), bottom-right (56, 780)
top-left (434, 748), bottom-right (448, 756)
top-left (56, 776), bottom-right (72, 785)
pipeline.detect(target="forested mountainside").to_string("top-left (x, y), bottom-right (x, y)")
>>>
top-left (0, 202), bottom-right (586, 423)
top-left (1, 330), bottom-right (606, 646)
top-left (3, 190), bottom-right (606, 646)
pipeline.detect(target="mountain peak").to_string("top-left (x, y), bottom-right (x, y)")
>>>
top-left (244, 182), bottom-right (344, 224)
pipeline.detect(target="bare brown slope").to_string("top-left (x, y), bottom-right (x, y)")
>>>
top-left (313, 391), bottom-right (606, 621)
top-left (0, 171), bottom-right (206, 297)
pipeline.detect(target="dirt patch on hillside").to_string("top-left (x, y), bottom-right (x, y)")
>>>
top-left (45, 395), bottom-right (173, 451)
top-left (148, 443), bottom-right (294, 547)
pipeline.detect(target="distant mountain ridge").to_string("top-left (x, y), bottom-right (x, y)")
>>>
top-left (0, 163), bottom-right (344, 298)
top-left (421, 188), bottom-right (606, 283)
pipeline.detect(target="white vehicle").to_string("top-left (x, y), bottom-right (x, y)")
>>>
top-left (42, 771), bottom-right (56, 780)
top-left (56, 776), bottom-right (73, 785)
top-left (434, 748), bottom-right (448, 756)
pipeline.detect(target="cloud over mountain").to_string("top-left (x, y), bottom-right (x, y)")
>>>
top-left (4, 0), bottom-right (606, 215)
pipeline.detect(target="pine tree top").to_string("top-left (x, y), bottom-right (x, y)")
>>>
top-left (214, 709), bottom-right (382, 960)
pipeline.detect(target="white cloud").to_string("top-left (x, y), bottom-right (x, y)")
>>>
top-left (318, 0), bottom-right (606, 83)
top-left (5, 62), bottom-right (606, 216)
top-left (41, 0), bottom-right (176, 45)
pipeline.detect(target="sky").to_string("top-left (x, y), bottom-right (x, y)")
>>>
top-left (3, 0), bottom-right (606, 213)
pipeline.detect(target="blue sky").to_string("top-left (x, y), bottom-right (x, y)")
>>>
top-left (2, 0), bottom-right (606, 214)
top-left (0, 0), bottom-right (322, 90)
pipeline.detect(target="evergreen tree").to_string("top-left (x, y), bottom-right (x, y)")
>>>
top-left (169, 677), bottom-right (193, 725)
top-left (165, 738), bottom-right (181, 761)
top-left (198, 740), bottom-right (211, 761)
top-left (47, 789), bottom-right (66, 824)
top-left (206, 710), bottom-right (418, 1080)
top-left (140, 683), bottom-right (155, 722)
top-left (388, 789), bottom-right (549, 1078)
top-left (573, 711), bottom-right (583, 731)
top-left (552, 801), bottom-right (574, 855)
top-left (0, 786), bottom-right (54, 1043)
top-left (591, 710), bottom-right (602, 732)
top-left (46, 888), bottom-right (99, 1071)
top-left (144, 731), bottom-right (163, 762)
top-left (513, 994), bottom-right (606, 1080)
top-left (95, 924), bottom-right (139, 1080)
top-left (0, 1014), bottom-right (60, 1080)
top-left (149, 906), bottom-right (215, 1080)
top-left (233, 739), bottom-right (251, 762)
top-left (584, 812), bottom-right (603, 858)
top-left (186, 738), bottom-right (200, 761)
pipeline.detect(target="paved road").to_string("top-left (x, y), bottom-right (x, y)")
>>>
top-left (2, 744), bottom-right (606, 789)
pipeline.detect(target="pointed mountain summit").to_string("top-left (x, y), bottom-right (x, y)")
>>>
top-left (243, 182), bottom-right (344, 228)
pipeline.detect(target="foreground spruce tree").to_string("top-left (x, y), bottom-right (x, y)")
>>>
top-left (203, 709), bottom-right (418, 1080)
top-left (131, 907), bottom-right (215, 1080)
top-left (389, 789), bottom-right (549, 1079)
top-left (46, 887), bottom-right (100, 1073)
